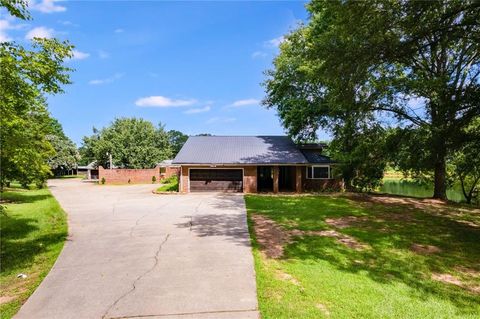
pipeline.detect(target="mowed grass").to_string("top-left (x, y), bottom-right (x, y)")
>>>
top-left (0, 186), bottom-right (67, 318)
top-left (245, 194), bottom-right (480, 319)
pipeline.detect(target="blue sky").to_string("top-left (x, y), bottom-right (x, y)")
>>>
top-left (1, 0), bottom-right (329, 145)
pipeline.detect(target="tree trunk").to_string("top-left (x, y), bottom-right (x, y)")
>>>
top-left (433, 157), bottom-right (447, 200)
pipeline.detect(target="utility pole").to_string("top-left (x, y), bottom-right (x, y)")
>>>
top-left (107, 152), bottom-right (113, 169)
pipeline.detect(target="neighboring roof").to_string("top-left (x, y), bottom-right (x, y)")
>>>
top-left (77, 161), bottom-right (97, 170)
top-left (157, 159), bottom-right (174, 166)
top-left (300, 150), bottom-right (335, 164)
top-left (173, 136), bottom-right (309, 165)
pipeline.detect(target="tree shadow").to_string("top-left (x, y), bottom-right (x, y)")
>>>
top-left (1, 191), bottom-right (67, 275)
top-left (280, 197), bottom-right (480, 313)
top-left (175, 194), bottom-right (251, 247)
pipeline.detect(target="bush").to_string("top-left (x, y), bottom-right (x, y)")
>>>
top-left (101, 177), bottom-right (106, 185)
top-left (152, 176), bottom-right (157, 183)
top-left (157, 175), bottom-right (179, 192)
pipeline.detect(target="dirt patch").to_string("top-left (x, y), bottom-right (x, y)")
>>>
top-left (312, 230), bottom-right (369, 250)
top-left (431, 273), bottom-right (480, 294)
top-left (252, 215), bottom-right (291, 259)
top-left (252, 214), bottom-right (369, 258)
top-left (316, 303), bottom-right (331, 316)
top-left (455, 266), bottom-right (480, 278)
top-left (411, 243), bottom-right (442, 254)
top-left (275, 270), bottom-right (301, 286)
top-left (0, 295), bottom-right (15, 305)
top-left (325, 216), bottom-right (368, 229)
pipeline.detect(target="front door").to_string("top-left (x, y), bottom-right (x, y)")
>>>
top-left (257, 166), bottom-right (273, 192)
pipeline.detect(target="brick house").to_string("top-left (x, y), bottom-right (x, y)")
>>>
top-left (172, 136), bottom-right (343, 193)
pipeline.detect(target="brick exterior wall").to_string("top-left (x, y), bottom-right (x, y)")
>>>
top-left (160, 166), bottom-right (180, 181)
top-left (180, 166), bottom-right (257, 193)
top-left (99, 166), bottom-right (161, 184)
top-left (178, 164), bottom-right (343, 193)
top-left (302, 174), bottom-right (344, 191)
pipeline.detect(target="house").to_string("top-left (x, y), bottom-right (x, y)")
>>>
top-left (77, 161), bottom-right (99, 180)
top-left (172, 135), bottom-right (343, 193)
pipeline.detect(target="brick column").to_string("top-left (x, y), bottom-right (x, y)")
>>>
top-left (296, 166), bottom-right (302, 193)
top-left (273, 166), bottom-right (279, 193)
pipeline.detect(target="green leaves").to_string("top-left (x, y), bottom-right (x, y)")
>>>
top-left (0, 3), bottom-right (73, 188)
top-left (263, 0), bottom-right (480, 199)
top-left (80, 118), bottom-right (173, 169)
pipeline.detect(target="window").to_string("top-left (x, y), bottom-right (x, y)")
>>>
top-left (160, 167), bottom-right (166, 174)
top-left (306, 166), bottom-right (330, 179)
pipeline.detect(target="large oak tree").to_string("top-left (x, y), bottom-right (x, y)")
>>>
top-left (264, 0), bottom-right (480, 199)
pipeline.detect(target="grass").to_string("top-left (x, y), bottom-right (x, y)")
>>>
top-left (54, 175), bottom-right (84, 179)
top-left (156, 175), bottom-right (179, 192)
top-left (0, 186), bottom-right (67, 318)
top-left (245, 194), bottom-right (480, 319)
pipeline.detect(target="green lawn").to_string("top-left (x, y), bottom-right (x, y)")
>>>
top-left (0, 186), bottom-right (67, 318)
top-left (156, 175), bottom-right (179, 192)
top-left (245, 194), bottom-right (480, 319)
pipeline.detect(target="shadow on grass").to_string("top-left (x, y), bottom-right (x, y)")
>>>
top-left (0, 191), bottom-right (67, 276)
top-left (246, 194), bottom-right (480, 314)
top-left (1, 192), bottom-right (52, 204)
top-left (287, 210), bottom-right (479, 313)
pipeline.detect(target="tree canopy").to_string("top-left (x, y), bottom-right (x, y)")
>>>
top-left (79, 118), bottom-right (173, 169)
top-left (263, 0), bottom-right (480, 199)
top-left (0, 1), bottom-right (73, 188)
top-left (167, 130), bottom-right (189, 157)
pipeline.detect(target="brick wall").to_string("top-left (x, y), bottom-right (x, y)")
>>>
top-left (303, 177), bottom-right (344, 192)
top-left (99, 166), bottom-right (160, 184)
top-left (160, 166), bottom-right (180, 181)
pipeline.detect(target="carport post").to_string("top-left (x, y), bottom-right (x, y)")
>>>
top-left (296, 166), bottom-right (302, 193)
top-left (273, 166), bottom-right (279, 193)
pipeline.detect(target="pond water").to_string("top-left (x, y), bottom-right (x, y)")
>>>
top-left (378, 179), bottom-right (465, 203)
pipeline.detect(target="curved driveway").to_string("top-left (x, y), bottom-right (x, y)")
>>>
top-left (15, 179), bottom-right (258, 319)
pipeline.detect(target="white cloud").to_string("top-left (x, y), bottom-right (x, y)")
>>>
top-left (206, 117), bottom-right (236, 124)
top-left (71, 49), bottom-right (90, 60)
top-left (230, 98), bottom-right (260, 107)
top-left (266, 36), bottom-right (284, 47)
top-left (183, 106), bottom-right (211, 115)
top-left (0, 18), bottom-right (28, 42)
top-left (58, 20), bottom-right (77, 26)
top-left (98, 50), bottom-right (109, 59)
top-left (25, 26), bottom-right (54, 39)
top-left (0, 19), bottom-right (13, 42)
top-left (114, 28), bottom-right (124, 33)
top-left (88, 73), bottom-right (124, 85)
top-left (251, 51), bottom-right (267, 59)
top-left (135, 95), bottom-right (197, 107)
top-left (29, 0), bottom-right (66, 13)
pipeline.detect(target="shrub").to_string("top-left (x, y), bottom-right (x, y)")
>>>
top-left (101, 177), bottom-right (106, 185)
top-left (128, 179), bottom-right (131, 184)
top-left (152, 176), bottom-right (157, 183)
top-left (157, 175), bottom-right (179, 192)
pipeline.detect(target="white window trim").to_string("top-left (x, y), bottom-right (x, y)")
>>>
top-left (306, 165), bottom-right (330, 179)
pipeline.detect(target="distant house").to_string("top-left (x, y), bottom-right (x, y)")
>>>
top-left (172, 136), bottom-right (343, 193)
top-left (77, 161), bottom-right (98, 180)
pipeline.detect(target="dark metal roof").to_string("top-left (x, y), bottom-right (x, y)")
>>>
top-left (172, 136), bottom-right (309, 164)
top-left (300, 150), bottom-right (335, 164)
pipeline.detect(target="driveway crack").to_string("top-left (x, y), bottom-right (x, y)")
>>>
top-left (102, 234), bottom-right (170, 319)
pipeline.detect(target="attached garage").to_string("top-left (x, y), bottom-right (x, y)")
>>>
top-left (189, 169), bottom-right (243, 192)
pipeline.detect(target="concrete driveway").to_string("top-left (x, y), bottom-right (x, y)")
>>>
top-left (15, 179), bottom-right (258, 319)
